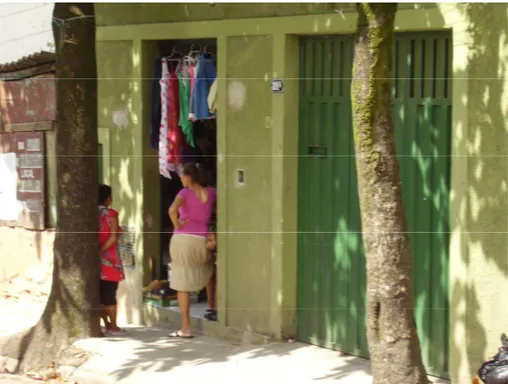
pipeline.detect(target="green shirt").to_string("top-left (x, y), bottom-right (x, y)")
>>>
top-left (178, 71), bottom-right (195, 148)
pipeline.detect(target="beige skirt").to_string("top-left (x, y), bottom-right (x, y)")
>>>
top-left (169, 234), bottom-right (213, 292)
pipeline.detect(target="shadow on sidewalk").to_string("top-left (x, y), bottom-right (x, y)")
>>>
top-left (76, 326), bottom-right (371, 382)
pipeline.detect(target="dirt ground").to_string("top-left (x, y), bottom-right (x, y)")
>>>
top-left (0, 261), bottom-right (52, 338)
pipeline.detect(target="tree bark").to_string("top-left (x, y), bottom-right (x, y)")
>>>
top-left (0, 3), bottom-right (101, 372)
top-left (351, 4), bottom-right (429, 384)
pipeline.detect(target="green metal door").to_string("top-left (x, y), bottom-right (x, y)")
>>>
top-left (297, 32), bottom-right (451, 378)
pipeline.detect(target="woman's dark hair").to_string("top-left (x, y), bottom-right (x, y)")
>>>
top-left (99, 184), bottom-right (112, 205)
top-left (183, 162), bottom-right (207, 186)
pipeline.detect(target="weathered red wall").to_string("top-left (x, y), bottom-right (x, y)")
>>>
top-left (0, 74), bottom-right (56, 124)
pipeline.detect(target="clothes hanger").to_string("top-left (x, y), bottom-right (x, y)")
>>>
top-left (185, 45), bottom-right (201, 65)
top-left (167, 46), bottom-right (183, 61)
top-left (201, 44), bottom-right (214, 59)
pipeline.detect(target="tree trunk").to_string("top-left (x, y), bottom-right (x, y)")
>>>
top-left (351, 4), bottom-right (429, 384)
top-left (0, 3), bottom-right (101, 372)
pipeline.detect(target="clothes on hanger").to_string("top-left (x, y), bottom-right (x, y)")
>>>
top-left (178, 65), bottom-right (195, 148)
top-left (208, 79), bottom-right (217, 114)
top-left (167, 64), bottom-right (183, 171)
top-left (191, 54), bottom-right (217, 120)
top-left (158, 58), bottom-right (172, 179)
top-left (151, 55), bottom-right (163, 150)
top-left (189, 61), bottom-right (199, 122)
top-left (154, 46), bottom-right (218, 179)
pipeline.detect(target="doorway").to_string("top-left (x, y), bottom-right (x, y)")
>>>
top-left (149, 38), bottom-right (218, 320)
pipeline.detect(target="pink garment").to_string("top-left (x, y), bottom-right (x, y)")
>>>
top-left (158, 59), bottom-right (171, 179)
top-left (174, 187), bottom-right (217, 238)
top-left (167, 67), bottom-right (182, 172)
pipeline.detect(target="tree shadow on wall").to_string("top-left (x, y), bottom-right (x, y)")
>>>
top-left (448, 3), bottom-right (508, 383)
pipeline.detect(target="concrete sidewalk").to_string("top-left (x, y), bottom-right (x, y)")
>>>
top-left (71, 326), bottom-right (449, 384)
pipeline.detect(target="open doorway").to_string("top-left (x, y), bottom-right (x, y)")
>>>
top-left (144, 38), bottom-right (218, 322)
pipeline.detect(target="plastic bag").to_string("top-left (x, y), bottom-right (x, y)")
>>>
top-left (478, 334), bottom-right (508, 383)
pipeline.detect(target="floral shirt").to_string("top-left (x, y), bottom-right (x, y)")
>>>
top-left (99, 206), bottom-right (124, 282)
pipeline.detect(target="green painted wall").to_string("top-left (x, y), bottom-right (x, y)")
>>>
top-left (95, 3), bottom-right (436, 27)
top-left (224, 35), bottom-right (273, 334)
top-left (96, 40), bottom-right (135, 225)
top-left (96, 40), bottom-right (147, 325)
top-left (448, 3), bottom-right (508, 383)
top-left (96, 3), bottom-right (342, 26)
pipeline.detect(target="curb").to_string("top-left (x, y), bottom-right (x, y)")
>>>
top-left (69, 369), bottom-right (117, 384)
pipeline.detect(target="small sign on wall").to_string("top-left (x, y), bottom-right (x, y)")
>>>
top-left (272, 78), bottom-right (284, 93)
top-left (118, 226), bottom-right (136, 269)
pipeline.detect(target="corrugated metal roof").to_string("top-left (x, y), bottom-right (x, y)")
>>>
top-left (0, 51), bottom-right (55, 74)
top-left (0, 3), bottom-right (55, 66)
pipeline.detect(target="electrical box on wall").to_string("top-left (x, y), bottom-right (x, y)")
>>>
top-left (271, 78), bottom-right (284, 93)
top-left (236, 169), bottom-right (245, 187)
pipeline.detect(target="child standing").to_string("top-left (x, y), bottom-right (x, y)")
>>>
top-left (99, 184), bottom-right (126, 335)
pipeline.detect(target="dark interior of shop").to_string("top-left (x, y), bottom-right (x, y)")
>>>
top-left (146, 38), bottom-right (218, 320)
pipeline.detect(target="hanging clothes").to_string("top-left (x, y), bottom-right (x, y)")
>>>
top-left (167, 64), bottom-right (183, 171)
top-left (150, 55), bottom-right (163, 150)
top-left (178, 66), bottom-right (195, 148)
top-left (208, 79), bottom-right (217, 114)
top-left (191, 55), bottom-right (216, 120)
top-left (188, 62), bottom-right (198, 121)
top-left (158, 58), bottom-right (171, 179)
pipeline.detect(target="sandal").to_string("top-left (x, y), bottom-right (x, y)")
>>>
top-left (168, 330), bottom-right (194, 339)
top-left (204, 310), bottom-right (217, 322)
top-left (109, 329), bottom-right (127, 335)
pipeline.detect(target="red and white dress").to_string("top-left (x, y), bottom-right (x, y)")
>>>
top-left (99, 206), bottom-right (124, 282)
top-left (158, 58), bottom-right (171, 179)
top-left (167, 66), bottom-right (183, 172)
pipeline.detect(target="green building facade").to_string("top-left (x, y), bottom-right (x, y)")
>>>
top-left (95, 3), bottom-right (508, 382)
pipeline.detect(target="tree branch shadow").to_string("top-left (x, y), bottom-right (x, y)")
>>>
top-left (448, 3), bottom-right (508, 383)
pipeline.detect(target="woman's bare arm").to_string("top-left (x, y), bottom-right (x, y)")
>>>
top-left (169, 195), bottom-right (187, 230)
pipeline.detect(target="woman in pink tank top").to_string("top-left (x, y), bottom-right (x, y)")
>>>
top-left (168, 163), bottom-right (216, 338)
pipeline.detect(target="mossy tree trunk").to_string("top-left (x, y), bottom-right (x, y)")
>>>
top-left (351, 4), bottom-right (429, 384)
top-left (0, 3), bottom-right (101, 372)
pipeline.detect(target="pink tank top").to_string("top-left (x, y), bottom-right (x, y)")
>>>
top-left (174, 187), bottom-right (216, 238)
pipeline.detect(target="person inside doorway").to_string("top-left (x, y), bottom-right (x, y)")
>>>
top-left (167, 163), bottom-right (217, 338)
top-left (99, 184), bottom-right (126, 335)
top-left (205, 232), bottom-right (217, 321)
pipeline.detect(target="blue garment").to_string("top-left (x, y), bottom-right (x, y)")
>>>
top-left (191, 55), bottom-right (217, 120)
top-left (150, 55), bottom-right (162, 150)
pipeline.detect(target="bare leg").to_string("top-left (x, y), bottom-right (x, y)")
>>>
top-left (106, 305), bottom-right (120, 331)
top-left (100, 305), bottom-right (110, 328)
top-left (177, 291), bottom-right (191, 335)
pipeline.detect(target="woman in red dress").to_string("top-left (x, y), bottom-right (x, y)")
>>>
top-left (99, 184), bottom-right (126, 335)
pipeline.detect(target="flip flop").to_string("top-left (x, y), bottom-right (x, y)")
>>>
top-left (107, 328), bottom-right (127, 336)
top-left (168, 330), bottom-right (194, 339)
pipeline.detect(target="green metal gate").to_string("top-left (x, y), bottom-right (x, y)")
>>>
top-left (297, 32), bottom-right (452, 378)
